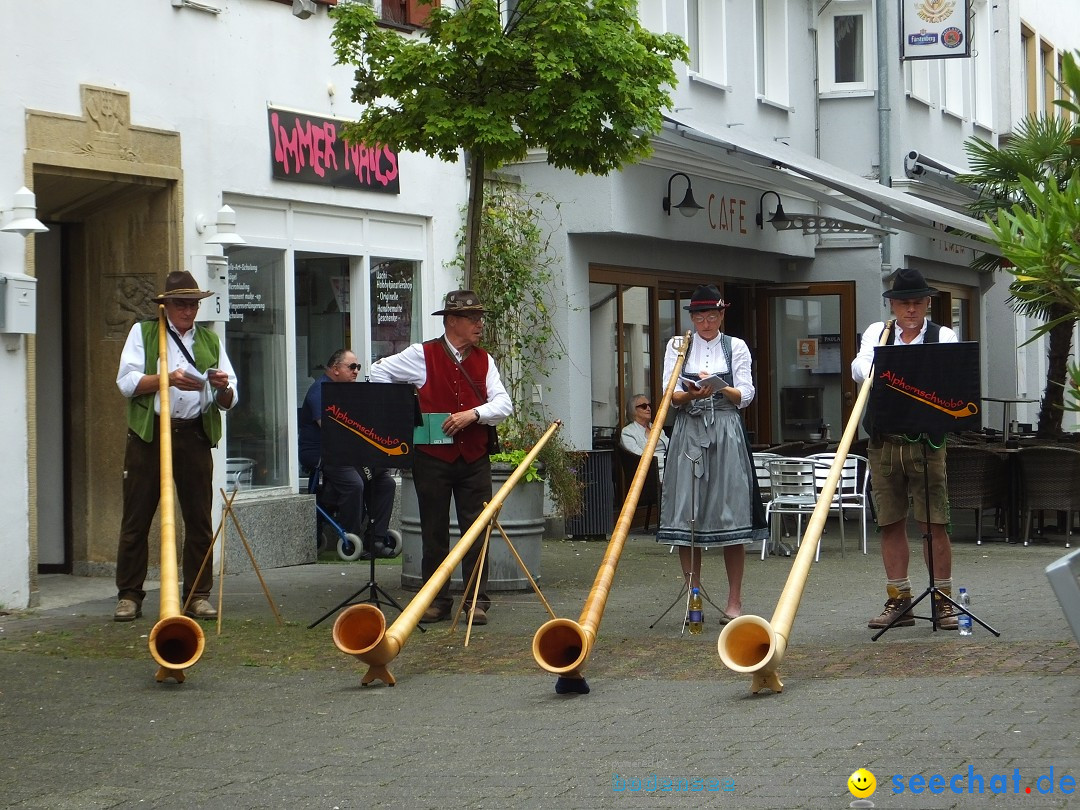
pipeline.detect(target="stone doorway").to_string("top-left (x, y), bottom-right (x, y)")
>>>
top-left (26, 86), bottom-right (182, 580)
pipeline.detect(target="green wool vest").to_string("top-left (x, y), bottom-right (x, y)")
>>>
top-left (127, 320), bottom-right (224, 445)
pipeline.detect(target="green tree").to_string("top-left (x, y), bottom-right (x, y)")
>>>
top-left (454, 180), bottom-right (585, 517)
top-left (958, 51), bottom-right (1080, 436)
top-left (330, 0), bottom-right (688, 287)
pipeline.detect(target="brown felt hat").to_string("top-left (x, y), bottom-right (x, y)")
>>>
top-left (431, 289), bottom-right (487, 316)
top-left (153, 270), bottom-right (213, 302)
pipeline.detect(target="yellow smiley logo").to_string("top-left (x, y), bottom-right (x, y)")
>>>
top-left (848, 768), bottom-right (876, 798)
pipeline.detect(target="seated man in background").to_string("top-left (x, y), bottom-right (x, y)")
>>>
top-left (620, 393), bottom-right (667, 480)
top-left (299, 349), bottom-right (396, 557)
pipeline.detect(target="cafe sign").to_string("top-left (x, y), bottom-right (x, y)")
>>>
top-left (267, 106), bottom-right (400, 193)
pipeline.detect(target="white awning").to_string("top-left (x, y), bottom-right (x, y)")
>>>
top-left (658, 115), bottom-right (999, 256)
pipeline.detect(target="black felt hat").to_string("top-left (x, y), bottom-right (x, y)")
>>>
top-left (683, 284), bottom-right (731, 312)
top-left (882, 268), bottom-right (939, 300)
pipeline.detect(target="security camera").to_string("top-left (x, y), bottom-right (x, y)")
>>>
top-left (292, 0), bottom-right (316, 19)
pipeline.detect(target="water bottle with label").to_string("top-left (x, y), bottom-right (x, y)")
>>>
top-left (957, 588), bottom-right (973, 636)
top-left (688, 587), bottom-right (704, 635)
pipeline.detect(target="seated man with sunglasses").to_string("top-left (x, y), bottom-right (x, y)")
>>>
top-left (299, 349), bottom-right (396, 558)
top-left (620, 393), bottom-right (667, 481)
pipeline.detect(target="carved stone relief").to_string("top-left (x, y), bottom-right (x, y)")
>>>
top-left (75, 86), bottom-right (139, 161)
top-left (103, 274), bottom-right (156, 340)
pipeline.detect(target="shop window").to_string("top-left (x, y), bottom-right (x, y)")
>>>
top-left (226, 247), bottom-right (290, 491)
top-left (369, 258), bottom-right (421, 363)
top-left (817, 0), bottom-right (874, 95)
top-left (295, 255), bottom-right (352, 393)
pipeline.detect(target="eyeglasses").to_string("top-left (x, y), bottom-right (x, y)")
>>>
top-left (690, 312), bottom-right (721, 323)
top-left (454, 313), bottom-right (484, 324)
top-left (636, 402), bottom-right (652, 409)
top-left (170, 299), bottom-right (201, 311)
top-left (338, 362), bottom-right (361, 371)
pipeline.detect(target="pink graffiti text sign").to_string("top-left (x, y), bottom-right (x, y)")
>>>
top-left (268, 108), bottom-right (400, 193)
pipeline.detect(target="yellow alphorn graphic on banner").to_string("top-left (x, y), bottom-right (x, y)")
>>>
top-left (883, 383), bottom-right (979, 419)
top-left (326, 414), bottom-right (409, 456)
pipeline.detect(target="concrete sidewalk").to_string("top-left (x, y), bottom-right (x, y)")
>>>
top-left (1, 524), bottom-right (1078, 809)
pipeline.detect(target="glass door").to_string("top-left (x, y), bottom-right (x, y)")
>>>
top-left (755, 283), bottom-right (856, 446)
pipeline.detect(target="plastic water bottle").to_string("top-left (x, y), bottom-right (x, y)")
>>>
top-left (957, 588), bottom-right (973, 636)
top-left (688, 587), bottom-right (704, 635)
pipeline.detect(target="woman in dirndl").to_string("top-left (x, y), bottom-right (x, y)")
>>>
top-left (656, 284), bottom-right (768, 623)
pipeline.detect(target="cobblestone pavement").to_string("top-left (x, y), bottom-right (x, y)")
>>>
top-left (1, 521), bottom-right (1078, 809)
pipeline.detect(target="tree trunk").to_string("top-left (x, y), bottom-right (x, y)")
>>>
top-left (462, 150), bottom-right (486, 289)
top-left (1036, 304), bottom-right (1075, 439)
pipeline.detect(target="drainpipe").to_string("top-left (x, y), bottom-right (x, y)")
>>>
top-left (876, 0), bottom-right (891, 274)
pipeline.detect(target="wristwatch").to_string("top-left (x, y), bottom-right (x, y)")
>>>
top-left (473, 408), bottom-right (481, 422)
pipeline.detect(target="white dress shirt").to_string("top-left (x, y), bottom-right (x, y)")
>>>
top-left (663, 332), bottom-right (755, 408)
top-left (116, 319), bottom-right (238, 420)
top-left (851, 319), bottom-right (958, 384)
top-left (369, 337), bottom-right (513, 423)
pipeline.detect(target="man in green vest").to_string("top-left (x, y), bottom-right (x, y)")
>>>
top-left (113, 270), bottom-right (238, 622)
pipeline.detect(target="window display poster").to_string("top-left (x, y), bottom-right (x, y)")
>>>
top-left (808, 334), bottom-right (842, 375)
top-left (797, 338), bottom-right (818, 370)
top-left (370, 260), bottom-right (415, 360)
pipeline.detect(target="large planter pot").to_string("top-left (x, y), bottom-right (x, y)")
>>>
top-left (400, 463), bottom-right (544, 592)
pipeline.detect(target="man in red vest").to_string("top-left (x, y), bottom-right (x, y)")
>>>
top-left (370, 290), bottom-right (512, 624)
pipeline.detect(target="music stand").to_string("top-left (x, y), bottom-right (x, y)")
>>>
top-left (867, 341), bottom-right (999, 639)
top-left (308, 382), bottom-right (419, 629)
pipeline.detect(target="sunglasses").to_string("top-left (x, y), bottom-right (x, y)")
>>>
top-left (636, 402), bottom-right (652, 409)
top-left (338, 362), bottom-right (361, 371)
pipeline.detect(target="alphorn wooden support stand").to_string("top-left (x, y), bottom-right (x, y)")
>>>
top-left (186, 486), bottom-right (285, 635)
top-left (450, 502), bottom-right (557, 646)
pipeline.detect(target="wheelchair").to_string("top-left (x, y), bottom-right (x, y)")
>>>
top-left (306, 463), bottom-right (402, 562)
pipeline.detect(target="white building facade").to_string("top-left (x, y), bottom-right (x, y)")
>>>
top-left (0, 0), bottom-right (467, 608)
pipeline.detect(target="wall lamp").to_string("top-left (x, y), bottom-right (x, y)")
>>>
top-left (196, 205), bottom-right (246, 246)
top-left (756, 190), bottom-right (793, 230)
top-left (0, 187), bottom-right (48, 237)
top-left (662, 172), bottom-right (704, 217)
top-left (756, 190), bottom-right (889, 235)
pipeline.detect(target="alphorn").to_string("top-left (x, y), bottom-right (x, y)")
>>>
top-left (717, 321), bottom-right (893, 694)
top-left (147, 304), bottom-right (206, 683)
top-left (532, 332), bottom-right (692, 692)
top-left (333, 420), bottom-right (563, 687)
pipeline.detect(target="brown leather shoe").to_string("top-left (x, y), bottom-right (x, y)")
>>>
top-left (184, 598), bottom-right (218, 620)
top-left (868, 596), bottom-right (914, 628)
top-left (113, 598), bottom-right (142, 622)
top-left (467, 605), bottom-right (488, 626)
top-left (934, 595), bottom-right (959, 630)
top-left (420, 605), bottom-right (449, 623)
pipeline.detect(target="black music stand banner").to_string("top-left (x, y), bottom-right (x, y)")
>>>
top-left (321, 382), bottom-right (417, 468)
top-left (870, 342), bottom-right (981, 435)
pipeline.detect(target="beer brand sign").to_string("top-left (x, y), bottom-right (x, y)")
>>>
top-left (901, 0), bottom-right (971, 61)
top-left (267, 107), bottom-right (400, 193)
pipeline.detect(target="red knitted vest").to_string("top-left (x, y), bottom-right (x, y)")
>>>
top-left (418, 339), bottom-right (491, 463)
